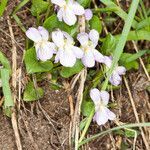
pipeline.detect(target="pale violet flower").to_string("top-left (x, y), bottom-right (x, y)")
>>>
top-left (84, 9), bottom-right (93, 21)
top-left (26, 26), bottom-right (56, 61)
top-left (77, 29), bottom-right (104, 68)
top-left (52, 30), bottom-right (83, 67)
top-left (90, 88), bottom-right (116, 125)
top-left (51, 0), bottom-right (84, 26)
top-left (104, 56), bottom-right (126, 86)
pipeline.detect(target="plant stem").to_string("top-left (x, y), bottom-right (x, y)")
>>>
top-left (79, 122), bottom-right (150, 147)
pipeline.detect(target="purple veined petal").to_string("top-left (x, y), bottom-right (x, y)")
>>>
top-left (57, 8), bottom-right (63, 21)
top-left (71, 46), bottom-right (83, 59)
top-left (82, 50), bottom-right (95, 68)
top-left (90, 88), bottom-right (101, 105)
top-left (72, 2), bottom-right (85, 15)
top-left (109, 72), bottom-right (122, 86)
top-left (59, 48), bottom-right (76, 67)
top-left (38, 26), bottom-right (49, 41)
top-left (62, 7), bottom-right (77, 26)
top-left (62, 31), bottom-right (74, 44)
top-left (116, 66), bottom-right (126, 75)
top-left (26, 27), bottom-right (42, 42)
top-left (89, 29), bottom-right (99, 47)
top-left (93, 49), bottom-right (104, 63)
top-left (103, 56), bottom-right (112, 68)
top-left (84, 9), bottom-right (93, 21)
top-left (94, 109), bottom-right (108, 125)
top-left (51, 0), bottom-right (66, 7)
top-left (105, 108), bottom-right (116, 121)
top-left (100, 91), bottom-right (109, 105)
top-left (77, 32), bottom-right (89, 46)
top-left (35, 42), bottom-right (54, 61)
top-left (52, 30), bottom-right (64, 47)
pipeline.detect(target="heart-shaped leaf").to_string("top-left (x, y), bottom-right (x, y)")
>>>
top-left (60, 60), bottom-right (84, 78)
top-left (24, 48), bottom-right (53, 74)
top-left (23, 82), bottom-right (44, 102)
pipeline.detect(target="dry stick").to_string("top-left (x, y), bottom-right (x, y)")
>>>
top-left (68, 72), bottom-right (82, 150)
top-left (123, 77), bottom-right (150, 150)
top-left (132, 41), bottom-right (150, 81)
top-left (0, 28), bottom-right (24, 51)
top-left (74, 69), bottom-right (87, 150)
top-left (7, 16), bottom-right (22, 150)
top-left (71, 15), bottom-right (87, 150)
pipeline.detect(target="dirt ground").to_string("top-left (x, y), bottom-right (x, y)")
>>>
top-left (0, 0), bottom-right (150, 150)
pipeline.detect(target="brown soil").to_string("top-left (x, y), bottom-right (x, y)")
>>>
top-left (0, 0), bottom-right (150, 150)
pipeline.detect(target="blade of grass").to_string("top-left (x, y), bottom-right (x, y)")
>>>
top-left (79, 122), bottom-right (150, 147)
top-left (12, 14), bottom-right (26, 32)
top-left (1, 68), bottom-right (14, 107)
top-left (12, 0), bottom-right (30, 15)
top-left (0, 50), bottom-right (11, 74)
top-left (79, 0), bottom-right (140, 145)
top-left (115, 29), bottom-right (150, 41)
top-left (100, 0), bottom-right (138, 28)
top-left (0, 0), bottom-right (8, 17)
top-left (102, 0), bottom-right (140, 90)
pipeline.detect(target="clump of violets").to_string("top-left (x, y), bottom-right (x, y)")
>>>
top-left (26, 25), bottom-right (127, 126)
top-left (104, 56), bottom-right (126, 86)
top-left (90, 88), bottom-right (116, 125)
top-left (26, 26), bottom-right (56, 61)
top-left (77, 29), bottom-right (104, 68)
top-left (51, 0), bottom-right (84, 26)
top-left (52, 30), bottom-right (83, 67)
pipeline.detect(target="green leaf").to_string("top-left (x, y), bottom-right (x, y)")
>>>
top-left (89, 15), bottom-right (102, 33)
top-left (101, 33), bottom-right (116, 55)
top-left (1, 69), bottom-right (14, 107)
top-left (60, 60), bottom-right (84, 78)
top-left (31, 0), bottom-right (49, 16)
top-left (23, 82), bottom-right (44, 102)
top-left (119, 51), bottom-right (148, 70)
top-left (0, 0), bottom-right (8, 17)
top-left (80, 118), bottom-right (88, 131)
top-left (136, 17), bottom-right (150, 30)
top-left (43, 14), bottom-right (77, 35)
top-left (77, 0), bottom-right (91, 7)
top-left (81, 100), bottom-right (94, 117)
top-left (124, 61), bottom-right (139, 70)
top-left (120, 50), bottom-right (147, 64)
top-left (0, 50), bottom-right (11, 75)
top-left (115, 29), bottom-right (150, 41)
top-left (125, 129), bottom-right (139, 138)
top-left (24, 48), bottom-right (53, 74)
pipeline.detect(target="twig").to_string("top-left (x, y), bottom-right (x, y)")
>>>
top-left (71, 15), bottom-right (87, 150)
top-left (7, 16), bottom-right (22, 150)
top-left (132, 41), bottom-right (150, 81)
top-left (73, 69), bottom-right (87, 150)
top-left (124, 77), bottom-right (150, 150)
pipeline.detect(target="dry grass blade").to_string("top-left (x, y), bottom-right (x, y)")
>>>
top-left (124, 77), bottom-right (150, 150)
top-left (7, 16), bottom-right (22, 150)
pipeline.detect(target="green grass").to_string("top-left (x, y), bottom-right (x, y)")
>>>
top-left (79, 122), bottom-right (150, 147)
top-left (0, 0), bottom-right (8, 17)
